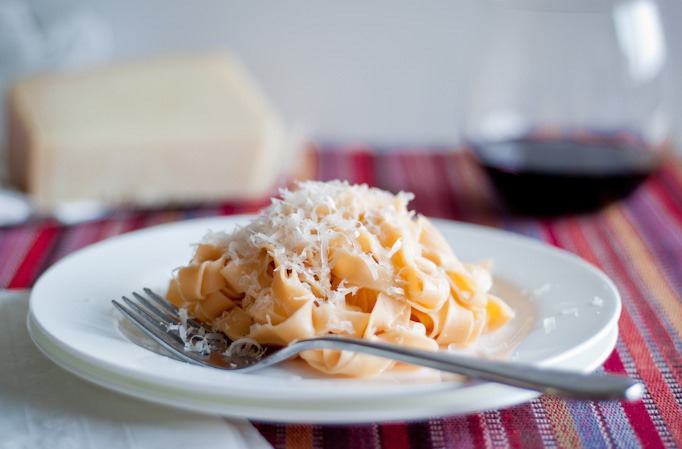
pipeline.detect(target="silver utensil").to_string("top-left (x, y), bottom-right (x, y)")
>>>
top-left (112, 288), bottom-right (644, 401)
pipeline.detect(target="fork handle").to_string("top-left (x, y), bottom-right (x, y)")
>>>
top-left (291, 336), bottom-right (643, 401)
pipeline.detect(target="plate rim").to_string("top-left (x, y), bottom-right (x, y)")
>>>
top-left (27, 311), bottom-right (618, 423)
top-left (28, 215), bottom-right (622, 418)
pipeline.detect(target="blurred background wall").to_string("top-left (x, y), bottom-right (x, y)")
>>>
top-left (4, 0), bottom-right (681, 150)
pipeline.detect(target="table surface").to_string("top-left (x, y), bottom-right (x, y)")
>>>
top-left (2, 147), bottom-right (681, 449)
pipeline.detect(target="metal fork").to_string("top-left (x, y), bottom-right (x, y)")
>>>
top-left (112, 289), bottom-right (643, 401)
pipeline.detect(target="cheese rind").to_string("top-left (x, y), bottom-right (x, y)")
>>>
top-left (6, 52), bottom-right (289, 209)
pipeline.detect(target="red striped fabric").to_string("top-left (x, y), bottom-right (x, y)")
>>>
top-left (8, 222), bottom-right (60, 289)
top-left (2, 148), bottom-right (681, 448)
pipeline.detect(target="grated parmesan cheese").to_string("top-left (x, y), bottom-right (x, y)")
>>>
top-left (543, 317), bottom-right (557, 334)
top-left (560, 307), bottom-right (579, 317)
top-left (532, 284), bottom-right (552, 296)
top-left (209, 180), bottom-right (416, 307)
top-left (225, 338), bottom-right (265, 358)
top-left (166, 308), bottom-right (230, 354)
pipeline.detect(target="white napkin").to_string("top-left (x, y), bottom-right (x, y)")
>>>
top-left (0, 290), bottom-right (273, 449)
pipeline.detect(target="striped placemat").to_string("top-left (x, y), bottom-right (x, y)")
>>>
top-left (1, 148), bottom-right (680, 448)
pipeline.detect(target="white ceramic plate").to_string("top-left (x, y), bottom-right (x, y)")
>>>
top-left (28, 217), bottom-right (621, 423)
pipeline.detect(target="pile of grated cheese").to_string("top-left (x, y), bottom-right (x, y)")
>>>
top-left (209, 180), bottom-right (416, 310)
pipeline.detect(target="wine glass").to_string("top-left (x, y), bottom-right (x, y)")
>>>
top-left (461, 0), bottom-right (671, 215)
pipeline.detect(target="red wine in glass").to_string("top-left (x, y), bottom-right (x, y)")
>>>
top-left (469, 132), bottom-right (661, 215)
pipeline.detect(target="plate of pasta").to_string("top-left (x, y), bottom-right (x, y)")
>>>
top-left (28, 181), bottom-right (621, 423)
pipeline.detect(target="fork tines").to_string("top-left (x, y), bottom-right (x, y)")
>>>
top-left (112, 288), bottom-right (223, 365)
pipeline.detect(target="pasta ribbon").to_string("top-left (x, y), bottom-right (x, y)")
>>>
top-left (167, 180), bottom-right (515, 377)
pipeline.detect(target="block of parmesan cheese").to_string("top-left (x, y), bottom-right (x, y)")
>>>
top-left (6, 52), bottom-right (293, 210)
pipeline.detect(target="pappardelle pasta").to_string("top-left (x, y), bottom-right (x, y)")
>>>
top-left (166, 180), bottom-right (514, 377)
